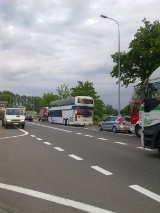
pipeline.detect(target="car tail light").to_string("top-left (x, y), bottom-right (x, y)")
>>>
top-left (119, 118), bottom-right (123, 126)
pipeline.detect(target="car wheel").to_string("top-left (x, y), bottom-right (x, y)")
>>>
top-left (135, 126), bottom-right (141, 138)
top-left (112, 126), bottom-right (117, 133)
top-left (98, 124), bottom-right (103, 131)
top-left (5, 124), bottom-right (8, 129)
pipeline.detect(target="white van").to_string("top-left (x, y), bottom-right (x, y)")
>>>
top-left (2, 108), bottom-right (25, 129)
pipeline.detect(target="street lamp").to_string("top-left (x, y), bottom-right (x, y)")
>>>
top-left (100, 15), bottom-right (121, 115)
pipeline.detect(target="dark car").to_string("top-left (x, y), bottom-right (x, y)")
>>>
top-left (98, 115), bottom-right (131, 133)
top-left (25, 115), bottom-right (33, 121)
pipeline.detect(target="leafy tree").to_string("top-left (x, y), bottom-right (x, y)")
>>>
top-left (111, 19), bottom-right (160, 88)
top-left (71, 81), bottom-right (105, 120)
top-left (102, 104), bottom-right (118, 115)
top-left (56, 83), bottom-right (71, 99)
top-left (41, 92), bottom-right (59, 107)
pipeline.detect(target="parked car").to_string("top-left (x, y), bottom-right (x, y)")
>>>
top-left (98, 115), bottom-right (131, 133)
top-left (25, 115), bottom-right (33, 121)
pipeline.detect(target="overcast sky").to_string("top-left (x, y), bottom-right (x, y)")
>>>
top-left (0, 0), bottom-right (159, 108)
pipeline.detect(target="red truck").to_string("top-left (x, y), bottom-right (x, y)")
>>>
top-left (38, 107), bottom-right (49, 122)
top-left (130, 99), bottom-right (142, 137)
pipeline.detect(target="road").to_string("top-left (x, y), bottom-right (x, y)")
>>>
top-left (0, 121), bottom-right (160, 213)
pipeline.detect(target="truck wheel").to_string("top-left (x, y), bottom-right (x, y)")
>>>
top-left (21, 124), bottom-right (25, 129)
top-left (135, 126), bottom-right (141, 138)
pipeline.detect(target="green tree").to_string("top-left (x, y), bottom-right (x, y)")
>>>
top-left (56, 83), bottom-right (71, 99)
top-left (71, 81), bottom-right (105, 120)
top-left (103, 104), bottom-right (118, 115)
top-left (111, 19), bottom-right (160, 88)
top-left (41, 92), bottom-right (59, 107)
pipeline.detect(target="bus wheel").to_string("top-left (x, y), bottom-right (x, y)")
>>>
top-left (64, 119), bottom-right (68, 126)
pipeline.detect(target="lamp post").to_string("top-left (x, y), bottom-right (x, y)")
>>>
top-left (100, 15), bottom-right (121, 115)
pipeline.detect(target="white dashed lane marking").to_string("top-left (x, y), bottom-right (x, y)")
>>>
top-left (44, 142), bottom-right (52, 145)
top-left (98, 138), bottom-right (108, 141)
top-left (137, 147), bottom-right (153, 151)
top-left (0, 183), bottom-right (115, 213)
top-left (54, 147), bottom-right (65, 151)
top-left (30, 135), bottom-right (36, 137)
top-left (85, 135), bottom-right (93, 137)
top-left (91, 166), bottom-right (113, 176)
top-left (69, 154), bottom-right (83, 161)
top-left (129, 185), bottom-right (160, 202)
top-left (36, 138), bottom-right (43, 141)
top-left (76, 133), bottom-right (82, 135)
top-left (114, 142), bottom-right (127, 145)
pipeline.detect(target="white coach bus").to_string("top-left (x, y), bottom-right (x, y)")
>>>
top-left (48, 96), bottom-right (94, 126)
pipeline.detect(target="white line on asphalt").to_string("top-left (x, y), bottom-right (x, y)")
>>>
top-left (76, 133), bottom-right (82, 135)
top-left (30, 135), bottom-right (36, 137)
top-left (36, 138), bottom-right (43, 141)
top-left (54, 147), bottom-right (65, 151)
top-left (129, 185), bottom-right (160, 202)
top-left (85, 135), bottom-right (93, 137)
top-left (114, 142), bottom-right (127, 145)
top-left (136, 147), bottom-right (153, 151)
top-left (0, 183), bottom-right (115, 213)
top-left (44, 142), bottom-right (52, 145)
top-left (98, 138), bottom-right (108, 141)
top-left (28, 122), bottom-right (72, 133)
top-left (91, 166), bottom-right (113, 176)
top-left (0, 129), bottom-right (29, 140)
top-left (69, 154), bottom-right (83, 160)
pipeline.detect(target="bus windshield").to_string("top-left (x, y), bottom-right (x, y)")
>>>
top-left (77, 98), bottom-right (93, 104)
top-left (77, 109), bottom-right (92, 117)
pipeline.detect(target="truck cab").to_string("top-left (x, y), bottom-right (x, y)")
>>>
top-left (2, 107), bottom-right (25, 129)
top-left (141, 66), bottom-right (160, 154)
top-left (130, 99), bottom-right (142, 137)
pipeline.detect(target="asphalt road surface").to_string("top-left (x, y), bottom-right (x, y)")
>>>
top-left (0, 120), bottom-right (160, 213)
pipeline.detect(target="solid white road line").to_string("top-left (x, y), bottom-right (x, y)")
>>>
top-left (44, 142), bottom-right (52, 145)
top-left (54, 147), bottom-right (65, 151)
top-left (85, 135), bottom-right (93, 137)
top-left (29, 122), bottom-right (72, 133)
top-left (0, 183), bottom-right (115, 213)
top-left (0, 129), bottom-right (29, 140)
top-left (30, 135), bottom-right (36, 137)
top-left (36, 138), bottom-right (43, 141)
top-left (91, 166), bottom-right (113, 176)
top-left (114, 142), bottom-right (127, 145)
top-left (98, 138), bottom-right (108, 141)
top-left (68, 154), bottom-right (83, 160)
top-left (129, 185), bottom-right (160, 202)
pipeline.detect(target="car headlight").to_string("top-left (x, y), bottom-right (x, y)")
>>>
top-left (7, 119), bottom-right (11, 122)
top-left (21, 119), bottom-right (25, 122)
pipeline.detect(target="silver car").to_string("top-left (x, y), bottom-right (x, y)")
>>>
top-left (98, 116), bottom-right (131, 133)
